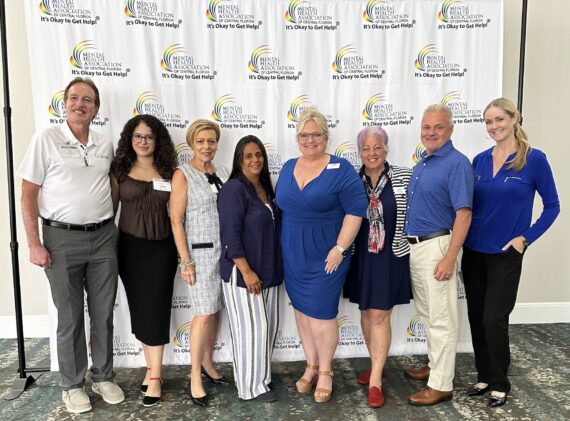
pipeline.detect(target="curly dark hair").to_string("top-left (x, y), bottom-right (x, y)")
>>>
top-left (111, 114), bottom-right (178, 182)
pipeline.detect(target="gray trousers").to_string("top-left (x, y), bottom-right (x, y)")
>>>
top-left (43, 222), bottom-right (119, 390)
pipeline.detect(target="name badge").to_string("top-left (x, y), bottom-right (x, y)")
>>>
top-left (153, 178), bottom-right (171, 192)
top-left (393, 186), bottom-right (406, 195)
top-left (327, 163), bottom-right (340, 169)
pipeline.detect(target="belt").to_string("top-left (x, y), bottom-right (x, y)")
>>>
top-left (406, 229), bottom-right (450, 244)
top-left (41, 217), bottom-right (112, 232)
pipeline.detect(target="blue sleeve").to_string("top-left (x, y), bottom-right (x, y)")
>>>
top-left (217, 180), bottom-right (247, 259)
top-left (522, 150), bottom-right (560, 244)
top-left (448, 157), bottom-right (474, 211)
top-left (338, 162), bottom-right (368, 218)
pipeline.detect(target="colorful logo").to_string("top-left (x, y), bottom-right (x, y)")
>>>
top-left (48, 90), bottom-right (66, 118)
top-left (406, 315), bottom-right (426, 337)
top-left (362, 0), bottom-right (386, 22)
top-left (332, 44), bottom-right (358, 73)
top-left (69, 40), bottom-right (97, 68)
top-left (161, 44), bottom-right (187, 72)
top-left (39, 0), bottom-right (53, 15)
top-left (337, 315), bottom-right (351, 328)
top-left (248, 45), bottom-right (272, 74)
top-left (211, 94), bottom-right (235, 122)
top-left (175, 143), bottom-right (193, 166)
top-left (438, 0), bottom-right (462, 23)
top-left (206, 0), bottom-right (228, 22)
top-left (285, 0), bottom-right (309, 23)
top-left (172, 321), bottom-right (191, 348)
top-left (412, 143), bottom-right (426, 164)
top-left (334, 141), bottom-right (361, 168)
top-left (440, 91), bottom-right (483, 124)
top-left (440, 91), bottom-right (461, 105)
top-left (362, 93), bottom-right (386, 120)
top-left (414, 44), bottom-right (439, 71)
top-left (287, 95), bottom-right (312, 122)
top-left (124, 0), bottom-right (136, 17)
top-left (133, 92), bottom-right (159, 116)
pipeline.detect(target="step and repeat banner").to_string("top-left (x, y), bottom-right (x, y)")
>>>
top-left (24, 0), bottom-right (502, 369)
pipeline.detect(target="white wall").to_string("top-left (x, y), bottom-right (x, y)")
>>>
top-left (0, 1), bottom-right (567, 328)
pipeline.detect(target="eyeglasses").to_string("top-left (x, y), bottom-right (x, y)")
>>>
top-left (132, 134), bottom-right (155, 144)
top-left (297, 132), bottom-right (326, 142)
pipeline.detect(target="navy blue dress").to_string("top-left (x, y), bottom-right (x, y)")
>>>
top-left (275, 155), bottom-right (367, 320)
top-left (344, 175), bottom-right (411, 310)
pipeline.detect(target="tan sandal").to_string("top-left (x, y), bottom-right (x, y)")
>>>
top-left (296, 364), bottom-right (319, 393)
top-left (314, 370), bottom-right (334, 403)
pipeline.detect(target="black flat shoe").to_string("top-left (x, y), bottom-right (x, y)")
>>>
top-left (142, 395), bottom-right (161, 407)
top-left (254, 390), bottom-right (277, 403)
top-left (488, 392), bottom-right (508, 407)
top-left (140, 384), bottom-right (148, 395)
top-left (191, 394), bottom-right (209, 407)
top-left (201, 367), bottom-right (231, 386)
top-left (467, 385), bottom-right (489, 396)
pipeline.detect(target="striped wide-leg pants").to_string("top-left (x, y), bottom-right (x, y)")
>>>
top-left (222, 267), bottom-right (280, 400)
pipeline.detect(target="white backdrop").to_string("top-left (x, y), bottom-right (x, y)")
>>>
top-left (23, 0), bottom-right (503, 369)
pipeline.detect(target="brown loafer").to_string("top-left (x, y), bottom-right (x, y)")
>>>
top-left (408, 386), bottom-right (453, 406)
top-left (403, 365), bottom-right (430, 381)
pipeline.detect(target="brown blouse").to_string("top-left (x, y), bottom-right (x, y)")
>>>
top-left (118, 176), bottom-right (171, 241)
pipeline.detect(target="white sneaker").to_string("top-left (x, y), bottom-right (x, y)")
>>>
top-left (62, 387), bottom-right (92, 414)
top-left (92, 381), bottom-right (125, 404)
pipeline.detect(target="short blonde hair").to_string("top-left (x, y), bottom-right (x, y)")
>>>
top-left (185, 119), bottom-right (220, 148)
top-left (296, 108), bottom-right (329, 138)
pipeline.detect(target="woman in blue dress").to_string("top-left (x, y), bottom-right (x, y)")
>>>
top-left (276, 109), bottom-right (367, 403)
top-left (343, 126), bottom-right (412, 408)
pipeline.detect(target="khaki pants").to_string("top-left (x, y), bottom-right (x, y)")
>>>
top-left (409, 235), bottom-right (459, 391)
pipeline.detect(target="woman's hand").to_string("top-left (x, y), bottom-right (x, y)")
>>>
top-left (502, 236), bottom-right (526, 254)
top-left (243, 271), bottom-right (262, 295)
top-left (325, 246), bottom-right (344, 274)
top-left (181, 265), bottom-right (196, 285)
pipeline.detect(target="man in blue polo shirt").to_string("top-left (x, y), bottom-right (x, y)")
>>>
top-left (404, 104), bottom-right (474, 406)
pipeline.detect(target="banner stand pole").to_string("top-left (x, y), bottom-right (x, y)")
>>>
top-left (517, 0), bottom-right (528, 119)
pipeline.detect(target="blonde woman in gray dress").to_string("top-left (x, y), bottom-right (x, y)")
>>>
top-left (170, 119), bottom-right (230, 407)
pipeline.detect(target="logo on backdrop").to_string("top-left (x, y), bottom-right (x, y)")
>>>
top-left (274, 330), bottom-right (302, 351)
top-left (172, 321), bottom-right (191, 352)
top-left (440, 92), bottom-right (484, 124)
top-left (362, 0), bottom-right (415, 30)
top-left (211, 95), bottom-right (265, 130)
top-left (132, 92), bottom-right (189, 129)
top-left (337, 315), bottom-right (365, 347)
top-left (38, 0), bottom-right (99, 25)
top-left (412, 143), bottom-right (426, 164)
top-left (413, 44), bottom-right (466, 78)
top-left (48, 89), bottom-right (109, 128)
top-left (437, 0), bottom-right (491, 29)
top-left (69, 40), bottom-right (130, 78)
top-left (160, 44), bottom-right (217, 81)
top-left (206, 0), bottom-right (262, 30)
top-left (247, 45), bottom-right (301, 81)
top-left (175, 143), bottom-right (193, 166)
top-left (332, 44), bottom-right (385, 80)
top-left (361, 93), bottom-right (414, 127)
top-left (113, 335), bottom-right (142, 358)
top-left (171, 295), bottom-right (191, 310)
top-left (406, 315), bottom-right (427, 343)
top-left (124, 0), bottom-right (182, 29)
top-left (263, 142), bottom-right (284, 176)
top-left (334, 142), bottom-right (361, 169)
top-left (284, 0), bottom-right (339, 30)
top-left (286, 95), bottom-right (313, 127)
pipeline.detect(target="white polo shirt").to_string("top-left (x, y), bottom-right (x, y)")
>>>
top-left (17, 122), bottom-right (114, 225)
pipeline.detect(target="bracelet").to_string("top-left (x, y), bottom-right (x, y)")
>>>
top-left (179, 259), bottom-right (195, 270)
top-left (335, 244), bottom-right (348, 257)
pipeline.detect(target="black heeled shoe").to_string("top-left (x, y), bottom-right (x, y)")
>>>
top-left (190, 393), bottom-right (209, 407)
top-left (201, 366), bottom-right (231, 386)
top-left (467, 384), bottom-right (489, 396)
top-left (142, 377), bottom-right (162, 407)
top-left (488, 392), bottom-right (508, 407)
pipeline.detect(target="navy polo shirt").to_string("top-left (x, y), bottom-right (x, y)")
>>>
top-left (406, 140), bottom-right (474, 236)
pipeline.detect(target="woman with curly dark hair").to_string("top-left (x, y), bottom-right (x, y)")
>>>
top-left (111, 114), bottom-right (178, 407)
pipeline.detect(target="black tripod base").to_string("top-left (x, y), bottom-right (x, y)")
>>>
top-left (3, 374), bottom-right (39, 400)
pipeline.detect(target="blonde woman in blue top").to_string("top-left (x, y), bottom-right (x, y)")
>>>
top-left (462, 98), bottom-right (560, 407)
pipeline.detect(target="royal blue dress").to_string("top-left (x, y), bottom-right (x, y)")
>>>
top-left (275, 155), bottom-right (367, 319)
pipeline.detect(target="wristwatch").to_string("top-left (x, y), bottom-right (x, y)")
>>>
top-left (521, 236), bottom-right (529, 248)
top-left (335, 244), bottom-right (348, 256)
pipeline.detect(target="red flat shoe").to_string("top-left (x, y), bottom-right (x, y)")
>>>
top-left (368, 386), bottom-right (385, 408)
top-left (357, 368), bottom-right (385, 385)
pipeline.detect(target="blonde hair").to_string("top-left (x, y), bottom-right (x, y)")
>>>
top-left (185, 119), bottom-right (221, 149)
top-left (484, 98), bottom-right (530, 172)
top-left (296, 108), bottom-right (329, 138)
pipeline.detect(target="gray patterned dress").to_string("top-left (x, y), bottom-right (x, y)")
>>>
top-left (179, 163), bottom-right (229, 315)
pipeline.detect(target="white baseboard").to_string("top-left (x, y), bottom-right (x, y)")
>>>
top-left (0, 302), bottom-right (568, 338)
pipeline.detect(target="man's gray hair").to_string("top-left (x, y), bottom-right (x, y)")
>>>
top-left (423, 104), bottom-right (454, 127)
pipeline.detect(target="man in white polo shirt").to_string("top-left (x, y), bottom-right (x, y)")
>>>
top-left (17, 77), bottom-right (124, 414)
